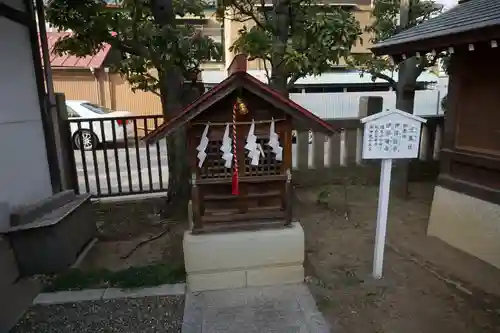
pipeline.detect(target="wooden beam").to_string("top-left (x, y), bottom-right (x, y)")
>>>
top-left (373, 25), bottom-right (500, 58)
top-left (441, 149), bottom-right (500, 172)
top-left (438, 174), bottom-right (500, 206)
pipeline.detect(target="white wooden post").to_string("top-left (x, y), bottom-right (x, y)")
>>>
top-left (419, 125), bottom-right (429, 160)
top-left (373, 158), bottom-right (392, 279)
top-left (433, 123), bottom-right (442, 160)
top-left (360, 109), bottom-right (427, 279)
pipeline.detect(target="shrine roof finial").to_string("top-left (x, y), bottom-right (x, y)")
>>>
top-left (228, 54), bottom-right (248, 76)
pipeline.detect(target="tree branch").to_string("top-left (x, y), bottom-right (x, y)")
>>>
top-left (150, 90), bottom-right (161, 97)
top-left (131, 0), bottom-right (141, 41)
top-left (287, 73), bottom-right (301, 89)
top-left (368, 70), bottom-right (397, 88)
top-left (230, 0), bottom-right (267, 31)
top-left (259, 0), bottom-right (270, 24)
top-left (262, 59), bottom-right (271, 83)
top-left (417, 52), bottom-right (442, 73)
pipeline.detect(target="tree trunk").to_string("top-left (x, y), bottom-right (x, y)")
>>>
top-left (149, 0), bottom-right (199, 219)
top-left (269, 0), bottom-right (289, 97)
top-left (270, 74), bottom-right (288, 97)
top-left (157, 68), bottom-right (193, 219)
top-left (393, 58), bottom-right (418, 199)
top-left (393, 87), bottom-right (416, 198)
top-left (164, 129), bottom-right (191, 218)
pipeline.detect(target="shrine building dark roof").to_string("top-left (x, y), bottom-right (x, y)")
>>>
top-left (371, 0), bottom-right (500, 57)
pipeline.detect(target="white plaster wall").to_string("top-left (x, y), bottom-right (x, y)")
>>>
top-left (428, 186), bottom-right (500, 269)
top-left (0, 16), bottom-right (53, 209)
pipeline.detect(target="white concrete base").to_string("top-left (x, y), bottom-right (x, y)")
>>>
top-left (428, 186), bottom-right (500, 269)
top-left (183, 222), bottom-right (305, 292)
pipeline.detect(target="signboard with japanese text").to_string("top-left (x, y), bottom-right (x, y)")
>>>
top-left (360, 108), bottom-right (427, 279)
top-left (361, 109), bottom-right (427, 160)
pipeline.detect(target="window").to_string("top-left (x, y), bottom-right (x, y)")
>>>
top-left (303, 86), bottom-right (345, 93)
top-left (346, 85), bottom-right (391, 92)
top-left (67, 105), bottom-right (80, 118)
top-left (81, 103), bottom-right (112, 115)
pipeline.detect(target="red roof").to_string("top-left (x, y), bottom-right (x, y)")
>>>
top-left (143, 69), bottom-right (337, 144)
top-left (42, 32), bottom-right (111, 68)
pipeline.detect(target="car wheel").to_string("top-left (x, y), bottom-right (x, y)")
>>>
top-left (74, 129), bottom-right (98, 151)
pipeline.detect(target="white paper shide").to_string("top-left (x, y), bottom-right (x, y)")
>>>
top-left (267, 118), bottom-right (283, 161)
top-left (220, 124), bottom-right (233, 169)
top-left (196, 124), bottom-right (210, 168)
top-left (245, 119), bottom-right (264, 166)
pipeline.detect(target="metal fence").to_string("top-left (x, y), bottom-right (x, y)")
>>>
top-left (71, 115), bottom-right (168, 197)
top-left (71, 113), bottom-right (445, 198)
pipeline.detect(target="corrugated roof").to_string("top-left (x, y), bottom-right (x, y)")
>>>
top-left (42, 32), bottom-right (111, 68)
top-left (201, 69), bottom-right (439, 85)
top-left (372, 0), bottom-right (500, 54)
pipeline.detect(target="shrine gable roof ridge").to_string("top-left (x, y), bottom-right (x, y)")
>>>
top-left (143, 56), bottom-right (337, 144)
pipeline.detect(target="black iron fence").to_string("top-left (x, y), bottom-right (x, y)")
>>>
top-left (71, 115), bottom-right (169, 197)
top-left (70, 112), bottom-right (444, 198)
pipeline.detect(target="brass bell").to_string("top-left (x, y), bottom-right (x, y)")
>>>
top-left (237, 97), bottom-right (248, 115)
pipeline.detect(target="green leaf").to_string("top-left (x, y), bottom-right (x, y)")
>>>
top-left (347, 0), bottom-right (450, 87)
top-left (46, 0), bottom-right (223, 100)
top-left (219, 0), bottom-right (362, 91)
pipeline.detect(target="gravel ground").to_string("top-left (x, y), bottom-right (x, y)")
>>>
top-left (11, 295), bottom-right (184, 333)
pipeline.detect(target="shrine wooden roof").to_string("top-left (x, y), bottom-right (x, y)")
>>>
top-left (371, 0), bottom-right (500, 57)
top-left (143, 65), bottom-right (337, 144)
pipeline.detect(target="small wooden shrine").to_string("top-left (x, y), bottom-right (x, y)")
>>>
top-left (145, 55), bottom-right (335, 233)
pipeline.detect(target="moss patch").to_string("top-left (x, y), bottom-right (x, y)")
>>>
top-left (44, 264), bottom-right (185, 291)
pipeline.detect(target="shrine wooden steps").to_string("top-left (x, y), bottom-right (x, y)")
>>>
top-left (204, 190), bottom-right (281, 201)
top-left (193, 218), bottom-right (287, 234)
top-left (202, 205), bottom-right (285, 224)
top-left (197, 174), bottom-right (286, 185)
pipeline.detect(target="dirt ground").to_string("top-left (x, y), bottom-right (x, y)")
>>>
top-left (79, 198), bottom-right (186, 272)
top-left (77, 184), bottom-right (500, 332)
top-left (297, 182), bottom-right (500, 333)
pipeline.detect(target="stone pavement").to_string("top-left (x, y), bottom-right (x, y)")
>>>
top-left (182, 284), bottom-right (330, 333)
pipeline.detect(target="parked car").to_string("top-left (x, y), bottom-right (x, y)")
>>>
top-left (66, 100), bottom-right (134, 150)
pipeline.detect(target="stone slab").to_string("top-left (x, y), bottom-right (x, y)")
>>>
top-left (33, 289), bottom-right (105, 305)
top-left (184, 223), bottom-right (305, 291)
top-left (102, 283), bottom-right (186, 300)
top-left (33, 283), bottom-right (186, 305)
top-left (188, 271), bottom-right (246, 292)
top-left (184, 222), bottom-right (304, 273)
top-left (247, 265), bottom-right (304, 287)
top-left (182, 283), bottom-right (330, 333)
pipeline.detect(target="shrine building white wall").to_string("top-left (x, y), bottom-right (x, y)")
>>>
top-left (0, 11), bottom-right (52, 212)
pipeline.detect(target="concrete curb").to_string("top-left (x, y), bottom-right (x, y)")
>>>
top-left (33, 283), bottom-right (186, 305)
